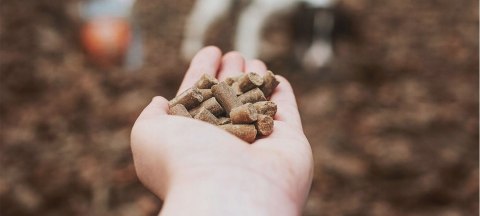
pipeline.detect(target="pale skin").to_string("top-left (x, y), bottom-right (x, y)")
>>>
top-left (131, 46), bottom-right (313, 216)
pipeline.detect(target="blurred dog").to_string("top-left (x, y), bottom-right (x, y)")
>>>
top-left (182, 0), bottom-right (336, 70)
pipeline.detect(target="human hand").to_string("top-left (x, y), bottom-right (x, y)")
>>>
top-left (131, 46), bottom-right (313, 216)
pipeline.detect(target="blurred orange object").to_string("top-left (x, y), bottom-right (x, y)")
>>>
top-left (80, 18), bottom-right (132, 67)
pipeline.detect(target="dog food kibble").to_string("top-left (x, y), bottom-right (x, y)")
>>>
top-left (195, 74), bottom-right (219, 89)
top-left (218, 117), bottom-right (232, 125)
top-left (168, 72), bottom-right (280, 143)
top-left (225, 76), bottom-right (240, 86)
top-left (189, 97), bottom-right (224, 117)
top-left (260, 71), bottom-right (280, 97)
top-left (198, 89), bottom-right (213, 101)
top-left (220, 124), bottom-right (257, 143)
top-left (167, 104), bottom-right (192, 118)
top-left (238, 88), bottom-right (266, 104)
top-left (211, 82), bottom-right (243, 115)
top-left (230, 103), bottom-right (258, 124)
top-left (236, 72), bottom-right (264, 93)
top-left (168, 87), bottom-right (203, 109)
top-left (194, 107), bottom-right (220, 125)
top-left (254, 114), bottom-right (274, 136)
top-left (253, 101), bottom-right (277, 117)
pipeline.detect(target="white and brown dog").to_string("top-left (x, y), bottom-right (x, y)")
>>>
top-left (182, 0), bottom-right (337, 70)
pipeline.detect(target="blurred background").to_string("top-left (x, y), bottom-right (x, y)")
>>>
top-left (0, 0), bottom-right (478, 215)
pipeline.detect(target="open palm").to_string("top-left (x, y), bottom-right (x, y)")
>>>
top-left (131, 46), bottom-right (313, 216)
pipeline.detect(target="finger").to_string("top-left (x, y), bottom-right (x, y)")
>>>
top-left (217, 51), bottom-right (245, 80)
top-left (245, 59), bottom-right (267, 76)
top-left (136, 96), bottom-right (169, 121)
top-left (178, 46), bottom-right (222, 94)
top-left (269, 75), bottom-right (303, 130)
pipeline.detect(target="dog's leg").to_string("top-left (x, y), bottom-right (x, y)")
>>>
top-left (181, 0), bottom-right (232, 60)
top-left (302, 0), bottom-right (336, 8)
top-left (235, 0), bottom-right (294, 59)
top-left (302, 7), bottom-right (335, 70)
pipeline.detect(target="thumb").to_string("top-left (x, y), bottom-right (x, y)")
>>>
top-left (137, 96), bottom-right (169, 120)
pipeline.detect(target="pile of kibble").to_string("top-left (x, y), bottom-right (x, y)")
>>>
top-left (167, 71), bottom-right (279, 143)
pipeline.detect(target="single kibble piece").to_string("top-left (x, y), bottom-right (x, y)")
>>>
top-left (167, 104), bottom-right (192, 118)
top-left (231, 82), bottom-right (243, 96)
top-left (220, 124), bottom-right (257, 143)
top-left (230, 103), bottom-right (258, 124)
top-left (238, 88), bottom-right (267, 104)
top-left (237, 72), bottom-right (264, 93)
top-left (260, 71), bottom-right (280, 97)
top-left (198, 89), bottom-right (213, 101)
top-left (218, 117), bottom-right (231, 125)
top-left (194, 108), bottom-right (219, 125)
top-left (225, 77), bottom-right (236, 86)
top-left (168, 87), bottom-right (203, 109)
top-left (189, 97), bottom-right (224, 117)
top-left (253, 101), bottom-right (277, 117)
top-left (255, 115), bottom-right (274, 136)
top-left (195, 74), bottom-right (219, 89)
top-left (225, 75), bottom-right (242, 86)
top-left (211, 82), bottom-right (243, 115)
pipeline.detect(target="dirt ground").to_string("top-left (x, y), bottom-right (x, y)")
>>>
top-left (0, 0), bottom-right (478, 215)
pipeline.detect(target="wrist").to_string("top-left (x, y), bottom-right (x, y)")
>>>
top-left (159, 167), bottom-right (302, 216)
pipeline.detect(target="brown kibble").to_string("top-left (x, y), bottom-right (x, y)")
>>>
top-left (168, 87), bottom-right (203, 109)
top-left (211, 82), bottom-right (243, 115)
top-left (195, 74), bottom-right (219, 89)
top-left (220, 124), bottom-right (257, 143)
top-left (237, 72), bottom-right (264, 93)
top-left (189, 97), bottom-right (224, 117)
top-left (198, 89), bottom-right (213, 101)
top-left (260, 71), bottom-right (279, 97)
top-left (238, 88), bottom-right (267, 104)
top-left (225, 78), bottom-right (236, 86)
top-left (194, 108), bottom-right (219, 125)
top-left (253, 101), bottom-right (277, 117)
top-left (255, 115), bottom-right (274, 136)
top-left (230, 103), bottom-right (258, 124)
top-left (231, 82), bottom-right (243, 96)
top-left (225, 75), bottom-right (242, 86)
top-left (218, 117), bottom-right (231, 125)
top-left (168, 72), bottom-right (279, 142)
top-left (167, 104), bottom-right (192, 118)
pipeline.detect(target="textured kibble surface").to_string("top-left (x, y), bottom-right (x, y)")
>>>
top-left (168, 72), bottom-right (279, 142)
